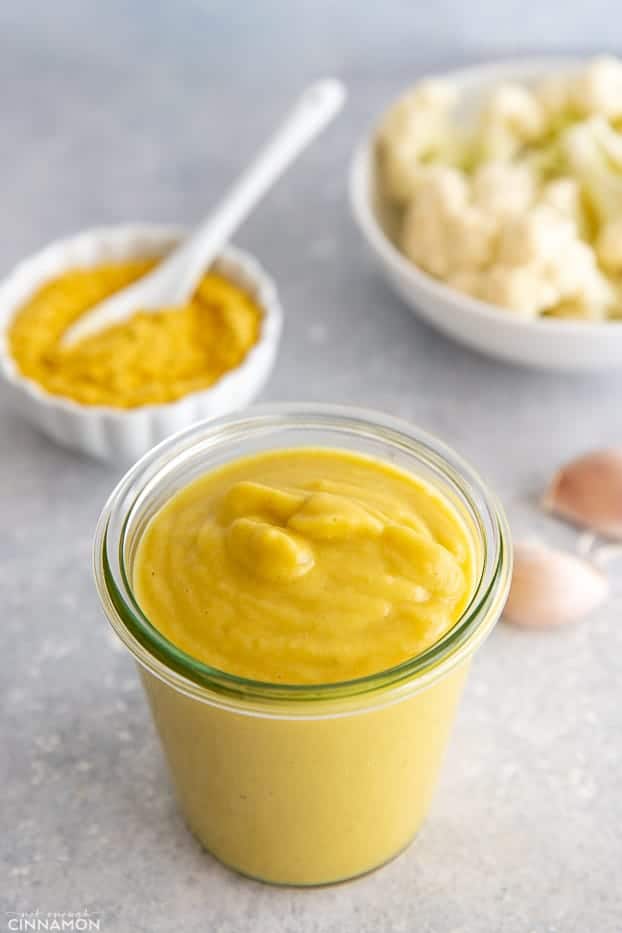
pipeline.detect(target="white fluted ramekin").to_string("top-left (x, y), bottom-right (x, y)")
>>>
top-left (0, 224), bottom-right (283, 463)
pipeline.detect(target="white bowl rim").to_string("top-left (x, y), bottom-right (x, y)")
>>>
top-left (0, 223), bottom-right (283, 420)
top-left (349, 54), bottom-right (622, 340)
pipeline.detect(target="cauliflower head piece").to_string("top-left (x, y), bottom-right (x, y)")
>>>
top-left (376, 80), bottom-right (461, 204)
top-left (475, 82), bottom-right (546, 161)
top-left (562, 115), bottom-right (622, 225)
top-left (400, 166), bottom-right (497, 279)
top-left (571, 56), bottom-right (622, 120)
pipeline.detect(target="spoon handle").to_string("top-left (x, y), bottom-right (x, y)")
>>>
top-left (62, 79), bottom-right (345, 347)
top-left (161, 79), bottom-right (346, 301)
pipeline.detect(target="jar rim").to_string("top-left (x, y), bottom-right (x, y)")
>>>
top-left (94, 404), bottom-right (512, 715)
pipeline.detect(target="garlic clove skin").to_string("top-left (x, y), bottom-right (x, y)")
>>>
top-left (504, 542), bottom-right (608, 627)
top-left (544, 449), bottom-right (622, 540)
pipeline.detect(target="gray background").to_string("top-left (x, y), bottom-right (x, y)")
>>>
top-left (1, 2), bottom-right (621, 931)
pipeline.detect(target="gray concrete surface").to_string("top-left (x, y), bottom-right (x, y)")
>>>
top-left (1, 3), bottom-right (621, 931)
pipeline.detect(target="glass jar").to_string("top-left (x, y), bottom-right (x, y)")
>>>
top-left (94, 405), bottom-right (512, 886)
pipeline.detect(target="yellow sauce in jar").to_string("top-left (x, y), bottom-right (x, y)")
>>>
top-left (8, 259), bottom-right (261, 408)
top-left (134, 447), bottom-right (474, 684)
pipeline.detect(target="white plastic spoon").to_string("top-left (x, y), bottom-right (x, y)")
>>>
top-left (62, 79), bottom-right (346, 347)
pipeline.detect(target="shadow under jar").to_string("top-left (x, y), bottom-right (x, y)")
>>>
top-left (94, 404), bottom-right (512, 886)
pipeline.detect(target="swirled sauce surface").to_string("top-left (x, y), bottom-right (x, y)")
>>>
top-left (9, 260), bottom-right (261, 408)
top-left (134, 448), bottom-right (475, 684)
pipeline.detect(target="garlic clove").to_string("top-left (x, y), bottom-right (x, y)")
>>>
top-left (504, 542), bottom-right (608, 627)
top-left (544, 449), bottom-right (622, 540)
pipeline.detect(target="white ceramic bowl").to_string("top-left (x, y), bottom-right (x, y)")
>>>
top-left (0, 225), bottom-right (283, 462)
top-left (350, 57), bottom-right (622, 371)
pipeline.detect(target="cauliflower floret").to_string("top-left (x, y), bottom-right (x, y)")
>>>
top-left (401, 166), bottom-right (496, 278)
top-left (415, 163), bottom-right (470, 213)
top-left (571, 56), bottom-right (622, 120)
top-left (377, 80), bottom-right (458, 203)
top-left (550, 237), bottom-right (616, 308)
top-left (477, 83), bottom-right (546, 160)
top-left (536, 74), bottom-right (572, 121)
top-left (540, 177), bottom-right (585, 229)
top-left (472, 161), bottom-right (537, 218)
top-left (446, 269), bottom-right (482, 298)
top-left (596, 218), bottom-right (622, 272)
top-left (489, 204), bottom-right (615, 316)
top-left (479, 265), bottom-right (559, 316)
top-left (545, 298), bottom-right (610, 321)
top-left (497, 206), bottom-right (576, 266)
top-left (487, 83), bottom-right (546, 138)
top-left (446, 208), bottom-right (498, 272)
top-left (400, 167), bottom-right (467, 277)
top-left (562, 115), bottom-right (622, 226)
